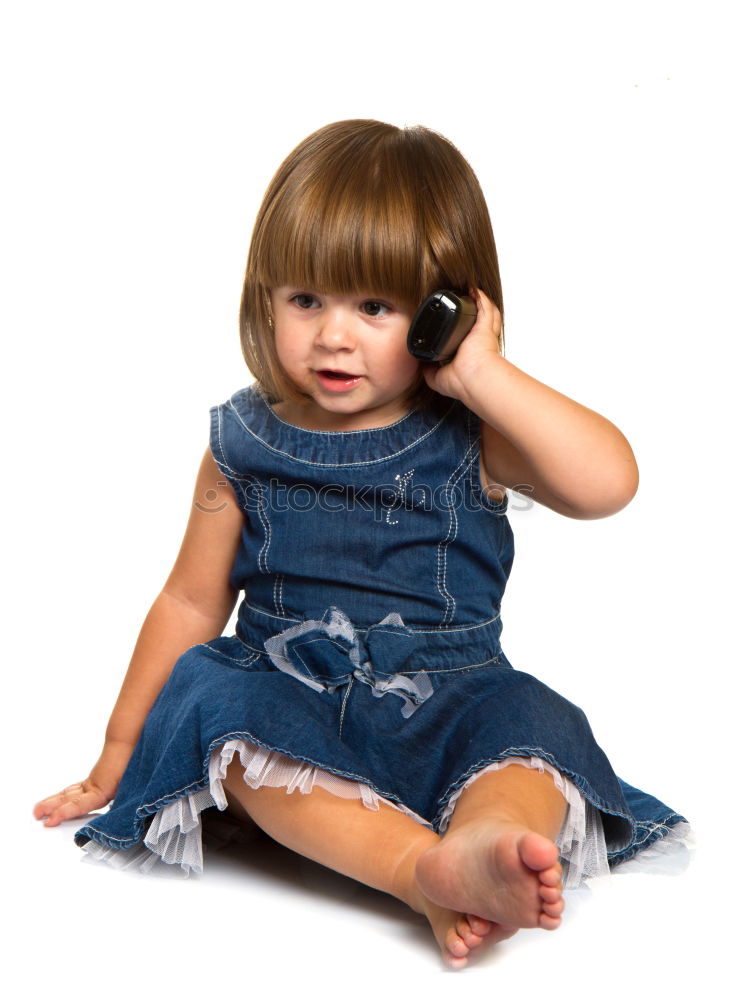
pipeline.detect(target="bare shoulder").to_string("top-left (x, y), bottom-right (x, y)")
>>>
top-left (161, 447), bottom-right (244, 620)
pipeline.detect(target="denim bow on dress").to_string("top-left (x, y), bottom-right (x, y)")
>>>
top-left (263, 606), bottom-right (434, 718)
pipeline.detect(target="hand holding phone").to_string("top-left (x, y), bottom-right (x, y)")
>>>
top-left (407, 290), bottom-right (477, 362)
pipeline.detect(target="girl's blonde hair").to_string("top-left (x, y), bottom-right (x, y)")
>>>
top-left (240, 119), bottom-right (504, 404)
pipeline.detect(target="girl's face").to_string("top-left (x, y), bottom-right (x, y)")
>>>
top-left (270, 287), bottom-right (420, 431)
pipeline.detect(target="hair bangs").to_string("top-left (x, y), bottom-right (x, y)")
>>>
top-left (255, 153), bottom-right (445, 310)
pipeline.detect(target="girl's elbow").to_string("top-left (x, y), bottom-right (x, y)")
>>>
top-left (590, 427), bottom-right (639, 518)
top-left (613, 455), bottom-right (640, 511)
top-left (580, 463), bottom-right (639, 520)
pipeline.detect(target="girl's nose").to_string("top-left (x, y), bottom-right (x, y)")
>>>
top-left (316, 308), bottom-right (355, 350)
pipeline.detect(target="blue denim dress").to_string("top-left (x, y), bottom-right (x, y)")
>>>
top-left (75, 386), bottom-right (685, 868)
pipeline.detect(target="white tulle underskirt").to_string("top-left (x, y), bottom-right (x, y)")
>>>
top-left (81, 740), bottom-right (691, 888)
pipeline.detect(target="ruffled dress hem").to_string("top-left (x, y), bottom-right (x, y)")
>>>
top-left (79, 739), bottom-right (692, 887)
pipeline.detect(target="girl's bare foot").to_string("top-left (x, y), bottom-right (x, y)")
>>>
top-left (414, 819), bottom-right (565, 931)
top-left (415, 892), bottom-right (516, 969)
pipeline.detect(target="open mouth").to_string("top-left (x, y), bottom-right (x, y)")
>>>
top-left (315, 369), bottom-right (363, 392)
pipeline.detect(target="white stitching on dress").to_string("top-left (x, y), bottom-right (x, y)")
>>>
top-left (199, 644), bottom-right (260, 667)
top-left (273, 573), bottom-right (285, 616)
top-left (436, 437), bottom-right (480, 625)
top-left (262, 394), bottom-right (416, 436)
top-left (211, 406), bottom-right (250, 514)
top-left (338, 677), bottom-right (354, 739)
top-left (225, 395), bottom-right (457, 468)
top-left (248, 482), bottom-right (285, 615)
top-left (240, 600), bottom-right (502, 634)
top-left (211, 409), bottom-right (237, 478)
top-left (244, 474), bottom-right (271, 575)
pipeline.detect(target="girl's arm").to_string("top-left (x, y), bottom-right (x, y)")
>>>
top-left (423, 290), bottom-right (639, 520)
top-left (33, 447), bottom-right (244, 826)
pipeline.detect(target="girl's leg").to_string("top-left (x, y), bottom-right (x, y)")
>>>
top-left (415, 764), bottom-right (568, 930)
top-left (220, 767), bottom-right (514, 968)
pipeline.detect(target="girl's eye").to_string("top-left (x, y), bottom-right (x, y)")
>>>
top-left (361, 300), bottom-right (390, 318)
top-left (291, 293), bottom-right (320, 309)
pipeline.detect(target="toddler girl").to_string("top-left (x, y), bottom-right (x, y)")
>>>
top-left (34, 119), bottom-right (688, 969)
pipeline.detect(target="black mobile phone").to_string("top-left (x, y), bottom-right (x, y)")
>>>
top-left (407, 290), bottom-right (477, 362)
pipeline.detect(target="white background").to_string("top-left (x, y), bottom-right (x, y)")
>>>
top-left (2, 1), bottom-right (726, 996)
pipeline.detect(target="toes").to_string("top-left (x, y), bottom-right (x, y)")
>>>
top-left (542, 897), bottom-right (564, 919)
top-left (539, 863), bottom-right (563, 888)
top-left (538, 912), bottom-right (562, 931)
top-left (455, 915), bottom-right (476, 946)
top-left (539, 884), bottom-right (562, 905)
top-left (445, 927), bottom-right (469, 959)
top-left (467, 914), bottom-right (492, 936)
top-left (518, 832), bottom-right (559, 874)
top-left (456, 915), bottom-right (486, 948)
